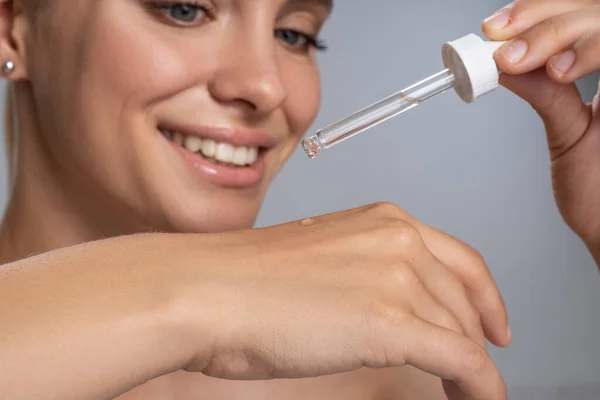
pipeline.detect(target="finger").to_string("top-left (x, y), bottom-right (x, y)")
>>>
top-left (500, 69), bottom-right (593, 161)
top-left (410, 249), bottom-right (486, 348)
top-left (403, 272), bottom-right (466, 339)
top-left (410, 221), bottom-right (510, 347)
top-left (398, 319), bottom-right (506, 400)
top-left (489, 7), bottom-right (600, 82)
top-left (482, 0), bottom-right (595, 40)
top-left (553, 31), bottom-right (600, 83)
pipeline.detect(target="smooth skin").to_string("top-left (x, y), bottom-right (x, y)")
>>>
top-left (0, 1), bottom-right (597, 400)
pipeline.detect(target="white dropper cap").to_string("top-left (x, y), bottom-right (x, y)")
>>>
top-left (441, 33), bottom-right (506, 103)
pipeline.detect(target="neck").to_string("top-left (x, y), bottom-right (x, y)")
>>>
top-left (0, 83), bottom-right (150, 265)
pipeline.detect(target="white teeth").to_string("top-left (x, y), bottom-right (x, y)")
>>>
top-left (216, 143), bottom-right (235, 164)
top-left (202, 140), bottom-right (216, 158)
top-left (233, 147), bottom-right (248, 166)
top-left (184, 136), bottom-right (203, 153)
top-left (247, 147), bottom-right (258, 165)
top-left (164, 129), bottom-right (260, 166)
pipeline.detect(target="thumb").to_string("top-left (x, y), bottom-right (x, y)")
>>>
top-left (499, 68), bottom-right (593, 160)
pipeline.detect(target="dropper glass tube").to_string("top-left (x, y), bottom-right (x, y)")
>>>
top-left (302, 69), bottom-right (456, 159)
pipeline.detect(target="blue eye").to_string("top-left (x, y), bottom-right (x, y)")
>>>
top-left (275, 29), bottom-right (327, 52)
top-left (151, 2), bottom-right (211, 24)
top-left (169, 4), bottom-right (202, 22)
top-left (276, 30), bottom-right (307, 47)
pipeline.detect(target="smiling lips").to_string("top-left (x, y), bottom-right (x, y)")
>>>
top-left (159, 124), bottom-right (277, 188)
top-left (162, 129), bottom-right (260, 167)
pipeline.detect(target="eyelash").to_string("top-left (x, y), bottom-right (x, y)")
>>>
top-left (148, 1), bottom-right (215, 23)
top-left (276, 29), bottom-right (328, 52)
top-left (147, 1), bottom-right (328, 53)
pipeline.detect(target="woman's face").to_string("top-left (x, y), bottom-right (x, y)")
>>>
top-left (23, 0), bottom-right (329, 232)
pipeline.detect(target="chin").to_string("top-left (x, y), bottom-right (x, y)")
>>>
top-left (154, 192), bottom-right (265, 234)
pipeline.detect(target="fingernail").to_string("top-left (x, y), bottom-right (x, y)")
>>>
top-left (483, 5), bottom-right (514, 30)
top-left (499, 40), bottom-right (528, 64)
top-left (550, 50), bottom-right (576, 76)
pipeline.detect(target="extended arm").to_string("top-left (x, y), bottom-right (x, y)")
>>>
top-left (0, 234), bottom-right (201, 400)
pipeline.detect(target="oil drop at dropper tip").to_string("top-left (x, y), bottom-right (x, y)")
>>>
top-left (302, 136), bottom-right (322, 159)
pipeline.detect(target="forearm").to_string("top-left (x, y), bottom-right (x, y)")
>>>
top-left (0, 234), bottom-right (204, 399)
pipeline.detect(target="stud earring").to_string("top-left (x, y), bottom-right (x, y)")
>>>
top-left (2, 61), bottom-right (15, 75)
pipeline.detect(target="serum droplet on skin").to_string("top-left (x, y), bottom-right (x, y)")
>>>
top-left (300, 218), bottom-right (316, 227)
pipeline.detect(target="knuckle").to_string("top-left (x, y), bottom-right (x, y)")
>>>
top-left (369, 201), bottom-right (403, 216)
top-left (462, 244), bottom-right (494, 282)
top-left (386, 221), bottom-right (423, 250)
top-left (542, 17), bottom-right (570, 44)
top-left (367, 202), bottom-right (414, 223)
top-left (386, 264), bottom-right (420, 289)
top-left (465, 245), bottom-right (486, 265)
top-left (460, 342), bottom-right (489, 375)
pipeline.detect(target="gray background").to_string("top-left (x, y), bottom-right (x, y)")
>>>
top-left (1, 1), bottom-right (599, 398)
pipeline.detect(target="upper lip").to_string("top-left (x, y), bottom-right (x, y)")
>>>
top-left (159, 123), bottom-right (279, 149)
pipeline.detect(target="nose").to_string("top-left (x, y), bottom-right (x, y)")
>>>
top-left (208, 35), bottom-right (287, 116)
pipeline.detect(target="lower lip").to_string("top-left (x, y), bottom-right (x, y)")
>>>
top-left (165, 136), bottom-right (266, 188)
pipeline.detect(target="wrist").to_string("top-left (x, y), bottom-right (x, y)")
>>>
top-left (147, 233), bottom-right (224, 372)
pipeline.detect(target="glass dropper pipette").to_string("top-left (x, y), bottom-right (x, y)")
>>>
top-left (302, 33), bottom-right (506, 159)
top-left (302, 69), bottom-right (455, 158)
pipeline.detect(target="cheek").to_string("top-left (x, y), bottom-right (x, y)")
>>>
top-left (282, 61), bottom-right (321, 139)
top-left (89, 20), bottom-right (218, 104)
top-left (27, 8), bottom-right (225, 207)
top-left (69, 13), bottom-right (222, 176)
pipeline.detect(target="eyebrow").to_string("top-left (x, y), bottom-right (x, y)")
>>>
top-left (290, 0), bottom-right (333, 13)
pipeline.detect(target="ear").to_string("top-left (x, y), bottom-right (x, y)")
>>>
top-left (0, 0), bottom-right (30, 81)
